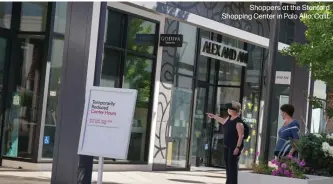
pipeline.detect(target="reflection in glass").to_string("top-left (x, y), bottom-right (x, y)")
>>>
top-left (310, 80), bottom-right (327, 133)
top-left (100, 49), bottom-right (121, 88)
top-left (192, 87), bottom-right (207, 166)
top-left (175, 75), bottom-right (192, 89)
top-left (197, 55), bottom-right (208, 81)
top-left (218, 62), bottom-right (242, 86)
top-left (0, 2), bottom-right (12, 29)
top-left (2, 36), bottom-right (44, 158)
top-left (209, 59), bottom-right (216, 84)
top-left (105, 10), bottom-right (125, 47)
top-left (53, 2), bottom-right (67, 34)
top-left (123, 55), bottom-right (152, 161)
top-left (42, 39), bottom-right (64, 158)
top-left (176, 23), bottom-right (197, 76)
top-left (239, 92), bottom-right (260, 167)
top-left (191, 85), bottom-right (214, 167)
top-left (20, 2), bottom-right (48, 32)
top-left (127, 17), bottom-right (156, 55)
top-left (239, 44), bottom-right (263, 168)
top-left (167, 87), bottom-right (192, 168)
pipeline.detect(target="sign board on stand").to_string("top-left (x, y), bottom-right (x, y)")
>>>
top-left (78, 87), bottom-right (137, 184)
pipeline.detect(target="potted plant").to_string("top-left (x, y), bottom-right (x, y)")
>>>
top-left (293, 133), bottom-right (333, 177)
top-left (239, 134), bottom-right (333, 184)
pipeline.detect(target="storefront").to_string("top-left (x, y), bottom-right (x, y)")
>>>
top-left (0, 2), bottom-right (317, 173)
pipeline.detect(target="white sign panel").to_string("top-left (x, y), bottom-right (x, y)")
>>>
top-left (200, 38), bottom-right (248, 67)
top-left (275, 71), bottom-right (291, 85)
top-left (78, 87), bottom-right (137, 159)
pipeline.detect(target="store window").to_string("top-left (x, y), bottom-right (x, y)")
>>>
top-left (99, 9), bottom-right (158, 162)
top-left (239, 44), bottom-right (265, 168)
top-left (0, 2), bottom-right (12, 29)
top-left (20, 2), bottom-right (48, 32)
top-left (163, 19), bottom-right (197, 78)
top-left (310, 80), bottom-right (327, 133)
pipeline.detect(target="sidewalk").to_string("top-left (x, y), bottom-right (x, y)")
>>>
top-left (0, 168), bottom-right (226, 184)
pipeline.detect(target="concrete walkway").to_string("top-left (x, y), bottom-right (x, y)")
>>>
top-left (0, 168), bottom-right (226, 184)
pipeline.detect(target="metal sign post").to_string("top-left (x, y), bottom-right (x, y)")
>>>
top-left (97, 157), bottom-right (104, 184)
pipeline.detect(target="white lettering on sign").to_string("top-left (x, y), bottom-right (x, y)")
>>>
top-left (200, 38), bottom-right (248, 67)
top-left (275, 71), bottom-right (291, 85)
top-left (160, 36), bottom-right (181, 42)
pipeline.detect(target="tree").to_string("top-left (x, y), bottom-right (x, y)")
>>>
top-left (282, 2), bottom-right (333, 86)
top-left (282, 2), bottom-right (333, 120)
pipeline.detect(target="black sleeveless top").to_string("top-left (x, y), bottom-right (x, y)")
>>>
top-left (223, 116), bottom-right (244, 149)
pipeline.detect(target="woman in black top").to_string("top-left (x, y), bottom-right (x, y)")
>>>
top-left (207, 101), bottom-right (244, 184)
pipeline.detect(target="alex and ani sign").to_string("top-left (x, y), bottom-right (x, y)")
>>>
top-left (200, 38), bottom-right (248, 66)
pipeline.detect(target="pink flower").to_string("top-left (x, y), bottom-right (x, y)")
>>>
top-left (271, 159), bottom-right (276, 164)
top-left (284, 170), bottom-right (291, 176)
top-left (272, 171), bottom-right (277, 176)
top-left (299, 160), bottom-right (306, 167)
top-left (287, 154), bottom-right (293, 159)
top-left (275, 161), bottom-right (281, 167)
top-left (277, 168), bottom-right (283, 173)
top-left (281, 163), bottom-right (288, 169)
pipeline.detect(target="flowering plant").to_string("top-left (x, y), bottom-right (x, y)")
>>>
top-left (252, 155), bottom-right (307, 179)
top-left (293, 133), bottom-right (333, 176)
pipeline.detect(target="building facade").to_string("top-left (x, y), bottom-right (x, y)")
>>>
top-left (0, 2), bottom-right (326, 172)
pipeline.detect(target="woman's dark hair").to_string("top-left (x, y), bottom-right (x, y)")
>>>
top-left (280, 104), bottom-right (294, 117)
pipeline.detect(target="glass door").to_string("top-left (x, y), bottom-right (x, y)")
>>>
top-left (0, 36), bottom-right (8, 164)
top-left (191, 81), bottom-right (213, 167)
top-left (1, 35), bottom-right (44, 159)
top-left (210, 87), bottom-right (240, 167)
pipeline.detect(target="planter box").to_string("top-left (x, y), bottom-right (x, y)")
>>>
top-left (239, 171), bottom-right (333, 184)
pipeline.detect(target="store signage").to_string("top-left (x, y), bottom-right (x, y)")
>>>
top-left (200, 38), bottom-right (248, 66)
top-left (275, 71), bottom-right (291, 85)
top-left (135, 34), bottom-right (156, 45)
top-left (78, 87), bottom-right (137, 159)
top-left (159, 34), bottom-right (183, 47)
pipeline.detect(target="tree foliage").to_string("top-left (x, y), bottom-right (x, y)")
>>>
top-left (126, 18), bottom-right (154, 103)
top-left (282, 2), bottom-right (333, 87)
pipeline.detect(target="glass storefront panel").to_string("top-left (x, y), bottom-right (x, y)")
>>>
top-left (166, 75), bottom-right (193, 168)
top-left (39, 2), bottom-right (67, 159)
top-left (127, 17), bottom-right (156, 55)
top-left (0, 2), bottom-right (12, 29)
top-left (176, 23), bottom-right (197, 76)
top-left (53, 2), bottom-right (67, 34)
top-left (100, 49), bottom-right (122, 88)
top-left (218, 62), bottom-right (242, 86)
top-left (122, 55), bottom-right (153, 161)
top-left (20, 2), bottom-right (48, 32)
top-left (239, 44), bottom-right (264, 168)
top-left (310, 80), bottom-right (327, 133)
top-left (2, 35), bottom-right (44, 158)
top-left (42, 38), bottom-right (64, 158)
top-left (99, 9), bottom-right (158, 162)
top-left (211, 87), bottom-right (240, 167)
